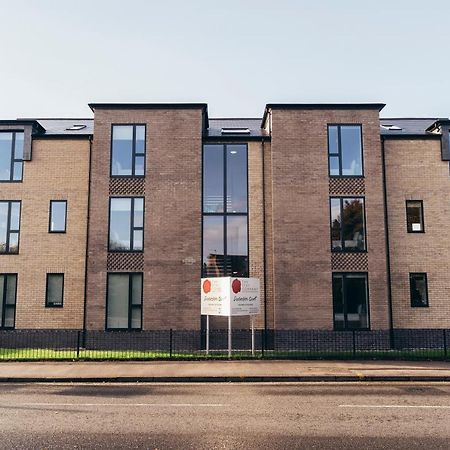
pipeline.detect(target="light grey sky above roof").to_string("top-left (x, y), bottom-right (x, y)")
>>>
top-left (1, 0), bottom-right (448, 119)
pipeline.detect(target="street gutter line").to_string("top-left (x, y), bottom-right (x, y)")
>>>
top-left (0, 403), bottom-right (228, 408)
top-left (339, 404), bottom-right (450, 409)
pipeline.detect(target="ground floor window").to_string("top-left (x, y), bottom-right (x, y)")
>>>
top-left (332, 272), bottom-right (369, 330)
top-left (409, 273), bottom-right (428, 307)
top-left (0, 274), bottom-right (17, 329)
top-left (106, 273), bottom-right (142, 330)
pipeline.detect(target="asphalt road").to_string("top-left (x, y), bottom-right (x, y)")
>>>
top-left (0, 382), bottom-right (450, 449)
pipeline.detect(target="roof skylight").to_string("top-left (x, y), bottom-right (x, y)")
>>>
top-left (381, 124), bottom-right (402, 131)
top-left (66, 124), bottom-right (87, 131)
top-left (221, 127), bottom-right (250, 135)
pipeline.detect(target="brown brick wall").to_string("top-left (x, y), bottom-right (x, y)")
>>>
top-left (269, 108), bottom-right (389, 330)
top-left (86, 108), bottom-right (203, 330)
top-left (384, 138), bottom-right (450, 328)
top-left (0, 138), bottom-right (90, 329)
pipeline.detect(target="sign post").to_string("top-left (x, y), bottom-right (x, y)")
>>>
top-left (201, 277), bottom-right (260, 358)
top-left (206, 314), bottom-right (210, 356)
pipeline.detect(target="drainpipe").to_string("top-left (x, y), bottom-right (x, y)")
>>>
top-left (381, 137), bottom-right (395, 347)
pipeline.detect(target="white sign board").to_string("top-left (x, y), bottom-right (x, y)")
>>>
top-left (201, 277), bottom-right (260, 316)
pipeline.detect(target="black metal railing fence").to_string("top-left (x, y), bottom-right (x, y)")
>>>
top-left (0, 328), bottom-right (448, 361)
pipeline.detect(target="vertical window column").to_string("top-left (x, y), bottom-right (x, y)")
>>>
top-left (0, 201), bottom-right (21, 254)
top-left (202, 144), bottom-right (248, 277)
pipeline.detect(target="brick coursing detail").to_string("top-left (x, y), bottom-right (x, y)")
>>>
top-left (329, 177), bottom-right (365, 195)
top-left (107, 253), bottom-right (144, 271)
top-left (109, 178), bottom-right (145, 196)
top-left (331, 252), bottom-right (368, 271)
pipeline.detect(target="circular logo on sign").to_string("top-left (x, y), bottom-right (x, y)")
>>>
top-left (232, 279), bottom-right (241, 294)
top-left (202, 279), bottom-right (211, 294)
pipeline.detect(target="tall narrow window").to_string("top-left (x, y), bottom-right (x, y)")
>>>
top-left (330, 197), bottom-right (365, 251)
top-left (106, 273), bottom-right (142, 330)
top-left (0, 201), bottom-right (21, 254)
top-left (332, 273), bottom-right (369, 330)
top-left (46, 274), bottom-right (64, 307)
top-left (0, 274), bottom-right (17, 328)
top-left (109, 197), bottom-right (144, 251)
top-left (328, 125), bottom-right (363, 176)
top-left (0, 132), bottom-right (23, 181)
top-left (49, 201), bottom-right (67, 233)
top-left (111, 125), bottom-right (146, 176)
top-left (410, 273), bottom-right (428, 307)
top-left (406, 200), bottom-right (424, 233)
top-left (202, 144), bottom-right (248, 277)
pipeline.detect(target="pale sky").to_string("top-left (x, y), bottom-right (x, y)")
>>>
top-left (1, 0), bottom-right (449, 119)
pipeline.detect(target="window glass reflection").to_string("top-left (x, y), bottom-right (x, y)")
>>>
top-left (50, 201), bottom-right (66, 232)
top-left (226, 145), bottom-right (247, 213)
top-left (341, 126), bottom-right (362, 176)
top-left (111, 126), bottom-right (133, 176)
top-left (227, 216), bottom-right (248, 277)
top-left (203, 145), bottom-right (224, 213)
top-left (109, 198), bottom-right (132, 250)
top-left (202, 216), bottom-right (224, 277)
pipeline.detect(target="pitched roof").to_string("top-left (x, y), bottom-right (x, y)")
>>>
top-left (207, 118), bottom-right (269, 139)
top-left (18, 118), bottom-right (93, 136)
top-left (380, 118), bottom-right (443, 136)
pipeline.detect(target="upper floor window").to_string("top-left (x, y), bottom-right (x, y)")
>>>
top-left (0, 274), bottom-right (17, 328)
top-left (0, 201), bottom-right (21, 254)
top-left (328, 125), bottom-right (363, 177)
top-left (111, 125), bottom-right (146, 177)
top-left (409, 273), bottom-right (428, 307)
top-left (0, 132), bottom-right (24, 181)
top-left (109, 197), bottom-right (144, 252)
top-left (49, 200), bottom-right (67, 233)
top-left (406, 200), bottom-right (424, 233)
top-left (330, 197), bottom-right (366, 252)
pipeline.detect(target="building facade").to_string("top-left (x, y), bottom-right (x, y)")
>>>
top-left (1, 103), bottom-right (449, 332)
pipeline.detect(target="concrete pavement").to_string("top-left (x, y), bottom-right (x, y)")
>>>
top-left (0, 359), bottom-right (450, 382)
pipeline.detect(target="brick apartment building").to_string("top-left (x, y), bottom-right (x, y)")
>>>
top-left (0, 103), bottom-right (449, 332)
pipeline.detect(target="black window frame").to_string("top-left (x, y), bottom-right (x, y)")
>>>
top-left (48, 200), bottom-right (67, 233)
top-left (105, 272), bottom-right (143, 331)
top-left (327, 124), bottom-right (364, 178)
top-left (406, 200), bottom-right (425, 233)
top-left (0, 131), bottom-right (24, 183)
top-left (0, 200), bottom-right (21, 254)
top-left (409, 272), bottom-right (429, 308)
top-left (0, 273), bottom-right (17, 329)
top-left (332, 272), bottom-right (370, 331)
top-left (110, 124), bottom-right (146, 178)
top-left (108, 197), bottom-right (145, 253)
top-left (45, 273), bottom-right (64, 308)
top-left (201, 143), bottom-right (249, 278)
top-left (329, 196), bottom-right (367, 253)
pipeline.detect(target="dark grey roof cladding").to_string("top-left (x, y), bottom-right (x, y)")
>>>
top-left (207, 118), bottom-right (268, 138)
top-left (18, 118), bottom-right (93, 136)
top-left (380, 118), bottom-right (442, 136)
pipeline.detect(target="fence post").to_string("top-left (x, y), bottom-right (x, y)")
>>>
top-left (76, 330), bottom-right (81, 359)
top-left (261, 329), bottom-right (265, 358)
top-left (352, 330), bottom-right (356, 359)
top-left (444, 329), bottom-right (448, 359)
top-left (169, 329), bottom-right (173, 359)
